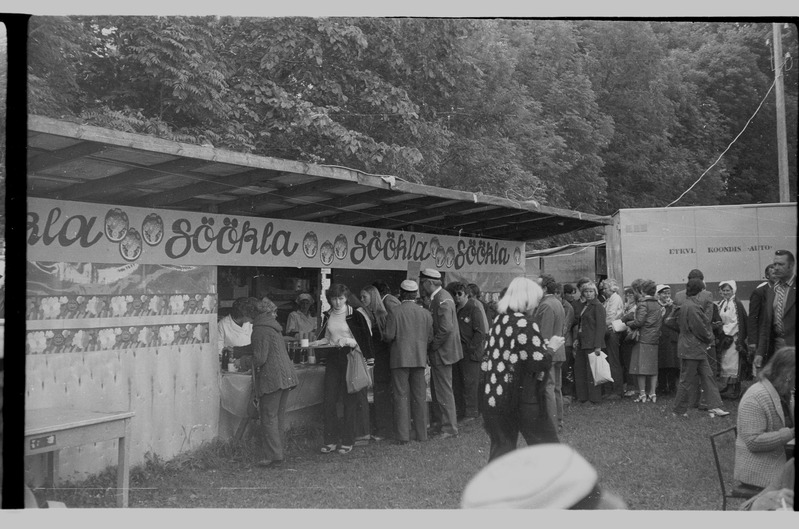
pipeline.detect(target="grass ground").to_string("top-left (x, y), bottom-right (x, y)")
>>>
top-left (33, 390), bottom-right (748, 510)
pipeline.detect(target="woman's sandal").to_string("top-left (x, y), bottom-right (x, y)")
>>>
top-left (320, 444), bottom-right (337, 454)
top-left (337, 445), bottom-right (353, 454)
top-left (632, 393), bottom-right (647, 403)
top-left (648, 394), bottom-right (657, 403)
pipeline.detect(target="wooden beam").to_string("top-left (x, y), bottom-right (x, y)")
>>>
top-left (268, 188), bottom-right (398, 220)
top-left (215, 178), bottom-right (343, 214)
top-left (322, 196), bottom-right (440, 225)
top-left (28, 141), bottom-right (108, 173)
top-left (365, 202), bottom-right (494, 230)
top-left (126, 169), bottom-right (283, 208)
top-left (52, 157), bottom-right (211, 201)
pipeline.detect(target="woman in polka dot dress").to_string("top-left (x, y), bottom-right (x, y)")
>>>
top-left (479, 277), bottom-right (566, 462)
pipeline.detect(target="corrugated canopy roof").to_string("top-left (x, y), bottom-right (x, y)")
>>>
top-left (27, 115), bottom-right (611, 242)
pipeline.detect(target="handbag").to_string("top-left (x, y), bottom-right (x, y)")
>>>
top-left (346, 348), bottom-right (372, 394)
top-left (625, 328), bottom-right (640, 342)
top-left (588, 350), bottom-right (614, 386)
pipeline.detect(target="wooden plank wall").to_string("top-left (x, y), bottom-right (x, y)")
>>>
top-left (25, 342), bottom-right (219, 483)
top-left (25, 262), bottom-right (219, 484)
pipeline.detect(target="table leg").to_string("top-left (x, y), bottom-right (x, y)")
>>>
top-left (116, 420), bottom-right (130, 508)
top-left (234, 418), bottom-right (251, 442)
top-left (46, 450), bottom-right (60, 488)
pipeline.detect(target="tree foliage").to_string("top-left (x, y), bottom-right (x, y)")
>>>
top-left (26, 17), bottom-right (798, 224)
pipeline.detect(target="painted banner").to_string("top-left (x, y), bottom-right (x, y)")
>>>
top-left (27, 198), bottom-right (525, 272)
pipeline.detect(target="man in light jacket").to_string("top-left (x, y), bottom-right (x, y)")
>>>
top-left (383, 280), bottom-right (434, 444)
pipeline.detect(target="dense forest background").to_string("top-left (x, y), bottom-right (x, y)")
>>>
top-left (20, 17), bottom-right (799, 243)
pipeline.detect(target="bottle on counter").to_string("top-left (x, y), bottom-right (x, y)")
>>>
top-left (221, 348), bottom-right (229, 371)
top-left (307, 348), bottom-right (316, 365)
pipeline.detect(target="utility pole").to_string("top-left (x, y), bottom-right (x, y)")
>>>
top-left (772, 23), bottom-right (790, 202)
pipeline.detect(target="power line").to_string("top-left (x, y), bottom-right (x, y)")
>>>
top-left (665, 76), bottom-right (778, 208)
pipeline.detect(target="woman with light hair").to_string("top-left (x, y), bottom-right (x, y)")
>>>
top-left (573, 282), bottom-right (606, 404)
top-left (734, 346), bottom-right (795, 490)
top-left (479, 277), bottom-right (565, 461)
top-left (360, 284), bottom-right (393, 440)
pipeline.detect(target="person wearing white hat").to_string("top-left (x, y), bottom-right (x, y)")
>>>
top-left (383, 279), bottom-right (434, 443)
top-left (716, 280), bottom-right (748, 399)
top-left (285, 292), bottom-right (318, 343)
top-left (419, 268), bottom-right (463, 438)
top-left (461, 444), bottom-right (627, 509)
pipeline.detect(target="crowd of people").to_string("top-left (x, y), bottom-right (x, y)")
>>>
top-left (215, 248), bottom-right (795, 509)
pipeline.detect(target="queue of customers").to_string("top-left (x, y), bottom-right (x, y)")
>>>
top-left (219, 248), bottom-right (794, 471)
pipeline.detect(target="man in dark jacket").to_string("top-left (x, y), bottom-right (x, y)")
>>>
top-left (420, 268), bottom-right (463, 438)
top-left (670, 279), bottom-right (730, 418)
top-left (747, 264), bottom-right (776, 366)
top-left (449, 282), bottom-right (486, 423)
top-left (755, 250), bottom-right (796, 372)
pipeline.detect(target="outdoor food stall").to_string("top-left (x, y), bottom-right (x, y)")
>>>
top-left (24, 115), bottom-right (610, 484)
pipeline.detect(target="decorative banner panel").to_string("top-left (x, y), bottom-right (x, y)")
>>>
top-left (28, 198), bottom-right (525, 272)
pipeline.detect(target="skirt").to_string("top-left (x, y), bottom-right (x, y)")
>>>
top-left (718, 335), bottom-right (739, 379)
top-left (629, 342), bottom-right (658, 376)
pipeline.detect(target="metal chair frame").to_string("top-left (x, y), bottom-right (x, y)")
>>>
top-left (709, 425), bottom-right (759, 510)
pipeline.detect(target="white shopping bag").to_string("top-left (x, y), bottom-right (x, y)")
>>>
top-left (588, 350), bottom-right (614, 386)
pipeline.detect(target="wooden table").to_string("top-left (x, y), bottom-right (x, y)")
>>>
top-left (25, 408), bottom-right (135, 507)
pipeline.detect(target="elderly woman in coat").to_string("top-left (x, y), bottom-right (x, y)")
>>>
top-left (734, 346), bottom-right (795, 490)
top-left (480, 277), bottom-right (565, 462)
top-left (248, 297), bottom-right (298, 468)
top-left (622, 279), bottom-right (663, 403)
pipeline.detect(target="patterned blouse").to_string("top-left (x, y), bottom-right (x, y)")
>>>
top-left (480, 312), bottom-right (552, 416)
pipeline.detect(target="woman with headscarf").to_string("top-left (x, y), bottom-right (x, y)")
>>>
top-left (573, 282), bottom-right (606, 404)
top-left (716, 280), bottom-right (748, 399)
top-left (317, 283), bottom-right (374, 454)
top-left (480, 277), bottom-right (564, 462)
top-left (734, 346), bottom-right (795, 491)
top-left (248, 297), bottom-right (298, 468)
top-left (285, 292), bottom-right (318, 342)
top-left (360, 284), bottom-right (393, 440)
top-left (621, 279), bottom-right (663, 403)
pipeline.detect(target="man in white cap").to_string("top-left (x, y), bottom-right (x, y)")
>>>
top-left (419, 268), bottom-right (463, 438)
top-left (383, 279), bottom-right (434, 444)
top-left (461, 443), bottom-right (627, 509)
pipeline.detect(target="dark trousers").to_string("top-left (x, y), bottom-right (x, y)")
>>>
top-left (372, 347), bottom-right (394, 437)
top-left (620, 337), bottom-right (637, 387)
top-left (453, 357), bottom-right (481, 419)
top-left (323, 348), bottom-right (364, 446)
top-left (562, 345), bottom-right (575, 397)
top-left (391, 367), bottom-right (428, 442)
top-left (483, 403), bottom-right (559, 462)
top-left (573, 349), bottom-right (602, 403)
top-left (603, 329), bottom-right (625, 395)
top-left (258, 388), bottom-right (290, 461)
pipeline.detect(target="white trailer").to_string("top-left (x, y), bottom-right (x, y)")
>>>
top-left (604, 203), bottom-right (797, 306)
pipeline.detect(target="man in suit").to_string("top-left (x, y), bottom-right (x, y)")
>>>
top-left (755, 250), bottom-right (796, 371)
top-left (373, 280), bottom-right (401, 313)
top-left (535, 275), bottom-right (566, 432)
top-left (383, 280), bottom-right (433, 444)
top-left (420, 268), bottom-right (463, 438)
top-left (747, 264), bottom-right (776, 365)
